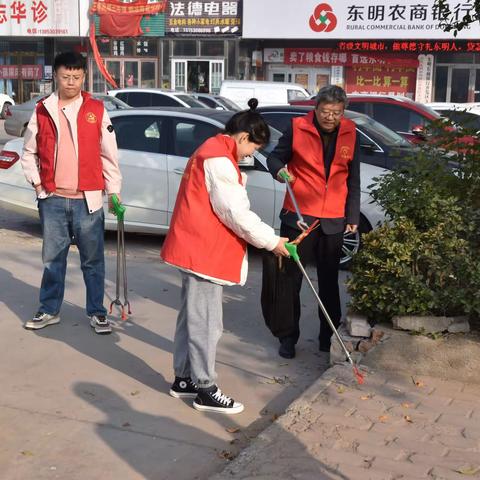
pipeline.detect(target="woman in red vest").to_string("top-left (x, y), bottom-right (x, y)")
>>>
top-left (267, 85), bottom-right (360, 359)
top-left (161, 99), bottom-right (289, 415)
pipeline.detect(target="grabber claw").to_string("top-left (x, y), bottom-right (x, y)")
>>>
top-left (278, 170), bottom-right (308, 231)
top-left (284, 242), bottom-right (365, 385)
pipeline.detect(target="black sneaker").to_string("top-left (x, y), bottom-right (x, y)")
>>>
top-left (169, 377), bottom-right (199, 399)
top-left (24, 311), bottom-right (60, 330)
top-left (193, 385), bottom-right (244, 415)
top-left (279, 337), bottom-right (296, 359)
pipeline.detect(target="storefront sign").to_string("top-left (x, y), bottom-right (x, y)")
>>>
top-left (0, 0), bottom-right (80, 36)
top-left (243, 0), bottom-right (480, 39)
top-left (263, 48), bottom-right (284, 63)
top-left (415, 54), bottom-right (434, 103)
top-left (284, 48), bottom-right (419, 68)
top-left (331, 66), bottom-right (344, 87)
top-left (338, 40), bottom-right (474, 53)
top-left (166, 0), bottom-right (241, 35)
top-left (0, 64), bottom-right (43, 79)
top-left (345, 65), bottom-right (416, 98)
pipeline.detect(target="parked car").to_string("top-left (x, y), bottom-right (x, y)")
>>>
top-left (190, 93), bottom-right (241, 111)
top-left (291, 94), bottom-right (442, 144)
top-left (4, 94), bottom-right (130, 137)
top-left (426, 102), bottom-right (480, 131)
top-left (0, 93), bottom-right (15, 119)
top-left (108, 88), bottom-right (208, 109)
top-left (220, 80), bottom-right (310, 109)
top-left (0, 107), bottom-right (386, 267)
top-left (257, 105), bottom-right (415, 170)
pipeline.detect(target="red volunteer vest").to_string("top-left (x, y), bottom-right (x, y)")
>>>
top-left (283, 112), bottom-right (357, 218)
top-left (36, 92), bottom-right (105, 193)
top-left (161, 134), bottom-right (247, 284)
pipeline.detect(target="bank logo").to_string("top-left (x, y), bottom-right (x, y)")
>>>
top-left (309, 3), bottom-right (337, 33)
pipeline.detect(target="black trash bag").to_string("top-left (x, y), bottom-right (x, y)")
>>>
top-left (261, 252), bottom-right (295, 338)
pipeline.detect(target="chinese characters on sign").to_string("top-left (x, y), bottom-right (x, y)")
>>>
top-left (338, 40), bottom-right (480, 53)
top-left (284, 48), bottom-right (418, 68)
top-left (345, 65), bottom-right (416, 98)
top-left (0, 64), bottom-right (42, 79)
top-left (166, 0), bottom-right (242, 35)
top-left (0, 0), bottom-right (78, 36)
top-left (415, 54), bottom-right (434, 103)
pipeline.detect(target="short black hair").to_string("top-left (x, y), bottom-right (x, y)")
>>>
top-left (224, 98), bottom-right (270, 146)
top-left (54, 51), bottom-right (86, 72)
top-left (315, 85), bottom-right (348, 108)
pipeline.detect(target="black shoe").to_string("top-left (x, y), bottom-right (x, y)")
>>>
top-left (193, 385), bottom-right (244, 414)
top-left (279, 337), bottom-right (296, 359)
top-left (169, 377), bottom-right (199, 398)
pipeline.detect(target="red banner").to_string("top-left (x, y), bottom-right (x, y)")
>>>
top-left (0, 65), bottom-right (42, 79)
top-left (284, 48), bottom-right (419, 68)
top-left (345, 65), bottom-right (416, 97)
top-left (90, 0), bottom-right (167, 15)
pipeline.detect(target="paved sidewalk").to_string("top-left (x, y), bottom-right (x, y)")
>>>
top-left (212, 364), bottom-right (480, 480)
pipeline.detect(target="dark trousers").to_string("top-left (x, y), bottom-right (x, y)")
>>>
top-left (280, 223), bottom-right (344, 348)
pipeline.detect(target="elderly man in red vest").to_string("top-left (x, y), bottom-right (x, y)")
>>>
top-left (267, 85), bottom-right (360, 359)
top-left (20, 51), bottom-right (122, 334)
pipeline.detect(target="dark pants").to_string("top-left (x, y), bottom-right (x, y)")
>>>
top-left (280, 223), bottom-right (344, 349)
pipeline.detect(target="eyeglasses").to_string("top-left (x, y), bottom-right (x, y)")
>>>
top-left (317, 109), bottom-right (344, 119)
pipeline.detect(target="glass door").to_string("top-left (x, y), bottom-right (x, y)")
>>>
top-left (124, 61), bottom-right (139, 88)
top-left (209, 60), bottom-right (224, 94)
top-left (450, 68), bottom-right (470, 103)
top-left (171, 60), bottom-right (187, 91)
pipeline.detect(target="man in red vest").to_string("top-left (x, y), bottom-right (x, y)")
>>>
top-left (267, 85), bottom-right (360, 359)
top-left (162, 100), bottom-right (289, 414)
top-left (20, 52), bottom-right (122, 334)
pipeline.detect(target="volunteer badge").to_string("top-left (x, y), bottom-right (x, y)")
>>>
top-left (340, 146), bottom-right (351, 159)
top-left (86, 112), bottom-right (97, 123)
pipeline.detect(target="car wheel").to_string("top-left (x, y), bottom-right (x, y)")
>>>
top-left (1, 102), bottom-right (11, 119)
top-left (339, 215), bottom-right (371, 270)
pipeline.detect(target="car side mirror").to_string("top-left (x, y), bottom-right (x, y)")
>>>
top-left (411, 125), bottom-right (426, 139)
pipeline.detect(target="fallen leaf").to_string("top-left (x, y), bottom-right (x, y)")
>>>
top-left (20, 451), bottom-right (34, 456)
top-left (130, 390), bottom-right (140, 396)
top-left (122, 422), bottom-right (131, 427)
top-left (378, 415), bottom-right (389, 423)
top-left (404, 415), bottom-right (413, 423)
top-left (271, 413), bottom-right (279, 421)
top-left (455, 465), bottom-right (480, 475)
top-left (226, 427), bottom-right (240, 434)
top-left (401, 403), bottom-right (412, 409)
top-left (337, 385), bottom-right (346, 394)
top-left (361, 395), bottom-right (372, 400)
top-left (218, 450), bottom-right (235, 461)
top-left (411, 377), bottom-right (425, 388)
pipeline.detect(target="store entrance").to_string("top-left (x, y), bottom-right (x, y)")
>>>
top-left (172, 59), bottom-right (224, 93)
top-left (435, 65), bottom-right (480, 103)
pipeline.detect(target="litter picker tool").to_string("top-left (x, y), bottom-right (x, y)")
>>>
top-left (109, 194), bottom-right (131, 321)
top-left (284, 242), bottom-right (365, 385)
top-left (279, 170), bottom-right (309, 231)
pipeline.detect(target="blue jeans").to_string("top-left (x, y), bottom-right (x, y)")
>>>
top-left (38, 196), bottom-right (107, 317)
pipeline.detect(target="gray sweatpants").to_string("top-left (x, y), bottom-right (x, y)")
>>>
top-left (173, 271), bottom-right (223, 388)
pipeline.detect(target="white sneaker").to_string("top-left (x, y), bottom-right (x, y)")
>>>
top-left (89, 315), bottom-right (112, 334)
top-left (24, 312), bottom-right (60, 330)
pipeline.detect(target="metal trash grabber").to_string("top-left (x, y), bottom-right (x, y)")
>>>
top-left (278, 170), bottom-right (309, 231)
top-left (284, 242), bottom-right (365, 385)
top-left (109, 194), bottom-right (131, 321)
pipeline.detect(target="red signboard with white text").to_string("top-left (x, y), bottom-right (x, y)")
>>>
top-left (284, 48), bottom-right (418, 68)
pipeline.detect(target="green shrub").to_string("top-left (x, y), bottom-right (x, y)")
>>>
top-left (347, 119), bottom-right (480, 322)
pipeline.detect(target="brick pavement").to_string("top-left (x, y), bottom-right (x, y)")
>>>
top-left (212, 365), bottom-right (480, 480)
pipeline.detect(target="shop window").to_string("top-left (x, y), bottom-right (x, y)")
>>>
top-left (227, 40), bottom-right (236, 78)
top-left (434, 66), bottom-right (448, 102)
top-left (200, 41), bottom-right (225, 57)
top-left (173, 40), bottom-right (197, 56)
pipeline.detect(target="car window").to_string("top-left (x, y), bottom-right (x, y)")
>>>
top-left (125, 92), bottom-right (152, 107)
top-left (441, 110), bottom-right (480, 130)
top-left (346, 102), bottom-right (366, 115)
top-left (288, 89), bottom-right (308, 101)
top-left (172, 119), bottom-right (220, 157)
top-left (115, 92), bottom-right (129, 103)
top-left (111, 115), bottom-right (163, 153)
top-left (352, 114), bottom-right (411, 147)
top-left (260, 112), bottom-right (302, 133)
top-left (151, 94), bottom-right (180, 107)
top-left (175, 94), bottom-right (208, 108)
top-left (196, 96), bottom-right (217, 108)
top-left (371, 103), bottom-right (430, 133)
top-left (215, 96), bottom-right (240, 111)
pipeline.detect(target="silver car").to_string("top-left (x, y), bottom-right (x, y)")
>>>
top-left (4, 94), bottom-right (130, 137)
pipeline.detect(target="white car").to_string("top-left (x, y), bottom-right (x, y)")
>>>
top-left (0, 108), bottom-right (386, 267)
top-left (426, 102), bottom-right (480, 131)
top-left (4, 94), bottom-right (130, 137)
top-left (0, 93), bottom-right (15, 119)
top-left (108, 88), bottom-right (209, 109)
